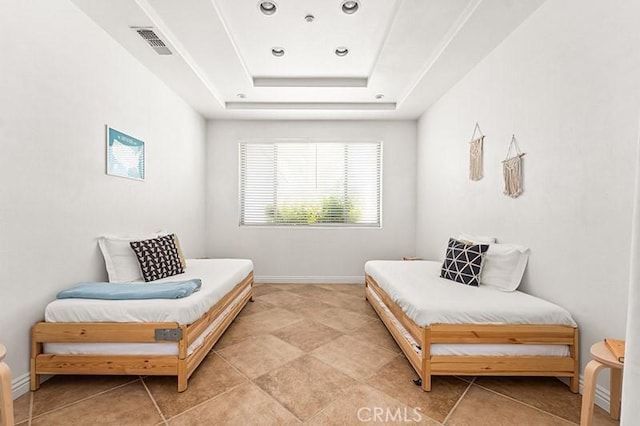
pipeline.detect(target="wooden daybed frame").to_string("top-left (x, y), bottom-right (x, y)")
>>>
top-left (365, 274), bottom-right (579, 393)
top-left (30, 272), bottom-right (253, 392)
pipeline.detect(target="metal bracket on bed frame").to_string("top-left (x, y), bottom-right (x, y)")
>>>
top-left (154, 328), bottom-right (183, 341)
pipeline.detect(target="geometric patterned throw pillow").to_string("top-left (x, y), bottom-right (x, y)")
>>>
top-left (440, 238), bottom-right (489, 286)
top-left (129, 234), bottom-right (185, 282)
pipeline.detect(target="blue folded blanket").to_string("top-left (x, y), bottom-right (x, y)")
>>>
top-left (56, 279), bottom-right (202, 300)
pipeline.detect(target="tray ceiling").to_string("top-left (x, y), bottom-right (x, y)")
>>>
top-left (71, 0), bottom-right (544, 119)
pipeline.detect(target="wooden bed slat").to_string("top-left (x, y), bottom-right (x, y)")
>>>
top-left (422, 327), bottom-right (432, 391)
top-left (366, 275), bottom-right (422, 343)
top-left (186, 273), bottom-right (253, 346)
top-left (569, 327), bottom-right (580, 392)
top-left (186, 289), bottom-right (253, 378)
top-left (35, 354), bottom-right (177, 375)
top-left (430, 324), bottom-right (576, 344)
top-left (431, 355), bottom-right (575, 375)
top-left (366, 286), bottom-right (422, 374)
top-left (32, 322), bottom-right (181, 343)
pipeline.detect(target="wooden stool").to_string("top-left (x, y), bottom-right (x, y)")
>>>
top-left (580, 341), bottom-right (623, 426)
top-left (0, 344), bottom-right (14, 426)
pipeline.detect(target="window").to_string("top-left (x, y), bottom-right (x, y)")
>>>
top-left (239, 141), bottom-right (382, 227)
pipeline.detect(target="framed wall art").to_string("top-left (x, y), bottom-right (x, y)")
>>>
top-left (106, 126), bottom-right (145, 181)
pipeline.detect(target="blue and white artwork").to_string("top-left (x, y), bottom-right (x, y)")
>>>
top-left (106, 127), bottom-right (145, 180)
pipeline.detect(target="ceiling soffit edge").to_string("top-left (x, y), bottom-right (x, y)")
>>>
top-left (135, 0), bottom-right (225, 106)
top-left (397, 0), bottom-right (483, 108)
top-left (226, 102), bottom-right (396, 110)
top-left (253, 77), bottom-right (368, 88)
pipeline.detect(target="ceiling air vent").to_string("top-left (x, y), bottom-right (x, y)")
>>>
top-left (132, 27), bottom-right (172, 55)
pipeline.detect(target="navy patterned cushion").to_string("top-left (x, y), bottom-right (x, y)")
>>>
top-left (130, 234), bottom-right (184, 282)
top-left (440, 238), bottom-right (489, 286)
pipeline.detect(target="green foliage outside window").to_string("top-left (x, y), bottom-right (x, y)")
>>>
top-left (265, 196), bottom-right (361, 225)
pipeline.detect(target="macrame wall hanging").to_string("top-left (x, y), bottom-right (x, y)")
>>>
top-left (502, 134), bottom-right (526, 198)
top-left (469, 122), bottom-right (484, 181)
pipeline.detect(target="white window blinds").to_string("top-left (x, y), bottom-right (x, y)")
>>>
top-left (239, 141), bottom-right (382, 227)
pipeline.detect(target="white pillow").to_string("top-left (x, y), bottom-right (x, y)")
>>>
top-left (481, 243), bottom-right (530, 291)
top-left (98, 231), bottom-right (167, 283)
top-left (458, 233), bottom-right (497, 244)
top-left (457, 234), bottom-right (529, 291)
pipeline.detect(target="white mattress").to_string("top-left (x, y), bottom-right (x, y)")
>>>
top-left (430, 343), bottom-right (569, 356)
top-left (45, 259), bottom-right (253, 326)
top-left (365, 260), bottom-right (577, 328)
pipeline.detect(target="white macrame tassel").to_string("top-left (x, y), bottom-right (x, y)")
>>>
top-left (503, 134), bottom-right (525, 198)
top-left (469, 136), bottom-right (484, 181)
top-left (503, 155), bottom-right (523, 198)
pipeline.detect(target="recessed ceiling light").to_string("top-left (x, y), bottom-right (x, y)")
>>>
top-left (335, 47), bottom-right (349, 57)
top-left (305, 14), bottom-right (315, 23)
top-left (341, 0), bottom-right (359, 14)
top-left (375, 94), bottom-right (384, 99)
top-left (237, 93), bottom-right (246, 99)
top-left (258, 1), bottom-right (277, 15)
top-left (272, 47), bottom-right (285, 57)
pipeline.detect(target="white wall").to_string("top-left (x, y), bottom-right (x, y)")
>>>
top-left (416, 0), bottom-right (640, 402)
top-left (0, 0), bottom-right (207, 394)
top-left (206, 120), bottom-right (416, 281)
top-left (622, 117), bottom-right (640, 423)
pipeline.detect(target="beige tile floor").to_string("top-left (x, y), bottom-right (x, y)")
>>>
top-left (14, 284), bottom-right (621, 425)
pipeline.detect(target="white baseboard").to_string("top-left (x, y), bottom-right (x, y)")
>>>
top-left (12, 372), bottom-right (52, 400)
top-left (592, 381), bottom-right (611, 413)
top-left (559, 375), bottom-right (610, 412)
top-left (12, 372), bottom-right (31, 399)
top-left (586, 377), bottom-right (612, 413)
top-left (255, 275), bottom-right (364, 284)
